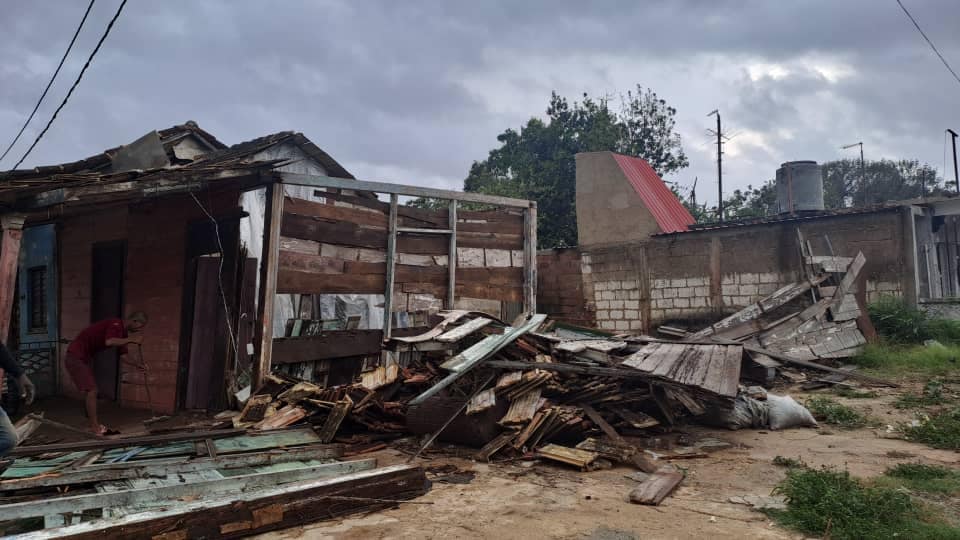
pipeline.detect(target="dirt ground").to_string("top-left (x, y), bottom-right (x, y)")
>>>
top-left (261, 382), bottom-right (958, 540)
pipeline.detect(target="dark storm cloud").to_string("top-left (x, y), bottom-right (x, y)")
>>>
top-left (1, 1), bottom-right (958, 203)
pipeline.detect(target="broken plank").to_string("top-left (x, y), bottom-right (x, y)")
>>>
top-left (16, 465), bottom-right (428, 540)
top-left (435, 317), bottom-right (493, 342)
top-left (744, 344), bottom-right (898, 387)
top-left (0, 445), bottom-right (345, 492)
top-left (628, 467), bottom-right (684, 505)
top-left (8, 429), bottom-right (246, 458)
top-left (536, 444), bottom-right (599, 470)
top-left (318, 399), bottom-right (354, 443)
top-left (0, 459), bottom-right (379, 521)
top-left (581, 404), bottom-right (625, 444)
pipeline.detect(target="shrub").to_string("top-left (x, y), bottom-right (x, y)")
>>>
top-left (805, 397), bottom-right (868, 428)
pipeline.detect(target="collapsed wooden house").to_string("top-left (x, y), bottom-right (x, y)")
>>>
top-left (0, 122), bottom-right (537, 414)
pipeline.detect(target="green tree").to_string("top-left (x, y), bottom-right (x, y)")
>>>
top-left (421, 87), bottom-right (689, 248)
top-left (822, 158), bottom-right (945, 208)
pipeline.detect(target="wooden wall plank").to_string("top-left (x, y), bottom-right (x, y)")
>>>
top-left (272, 330), bottom-right (384, 364)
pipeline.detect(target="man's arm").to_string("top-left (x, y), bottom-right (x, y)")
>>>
top-left (105, 334), bottom-right (142, 347)
top-left (0, 343), bottom-right (34, 405)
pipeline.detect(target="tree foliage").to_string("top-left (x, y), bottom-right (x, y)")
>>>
top-left (419, 87), bottom-right (689, 248)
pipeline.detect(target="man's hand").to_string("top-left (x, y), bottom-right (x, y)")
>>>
top-left (17, 374), bottom-right (35, 405)
top-left (126, 334), bottom-right (143, 346)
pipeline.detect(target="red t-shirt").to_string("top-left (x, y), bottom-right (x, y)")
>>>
top-left (67, 318), bottom-right (128, 363)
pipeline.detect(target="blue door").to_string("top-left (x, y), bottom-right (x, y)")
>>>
top-left (17, 224), bottom-right (58, 397)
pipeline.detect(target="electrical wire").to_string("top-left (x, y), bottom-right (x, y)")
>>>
top-left (11, 0), bottom-right (128, 170)
top-left (0, 0), bottom-right (96, 165)
top-left (189, 191), bottom-right (243, 378)
top-left (895, 0), bottom-right (960, 87)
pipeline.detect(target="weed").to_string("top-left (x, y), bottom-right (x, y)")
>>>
top-left (902, 408), bottom-right (960, 450)
top-left (896, 379), bottom-right (952, 409)
top-left (883, 463), bottom-right (960, 496)
top-left (772, 455), bottom-right (805, 468)
top-left (768, 467), bottom-right (957, 540)
top-left (851, 343), bottom-right (960, 378)
top-left (805, 397), bottom-right (869, 428)
top-left (868, 296), bottom-right (960, 344)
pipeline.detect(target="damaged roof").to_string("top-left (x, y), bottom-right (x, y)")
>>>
top-left (611, 153), bottom-right (695, 234)
top-left (654, 203), bottom-right (907, 236)
top-left (0, 122), bottom-right (355, 208)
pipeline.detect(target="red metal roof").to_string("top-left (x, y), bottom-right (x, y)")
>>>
top-left (611, 153), bottom-right (695, 234)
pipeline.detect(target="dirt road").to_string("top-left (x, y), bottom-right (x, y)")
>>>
top-left (261, 387), bottom-right (957, 540)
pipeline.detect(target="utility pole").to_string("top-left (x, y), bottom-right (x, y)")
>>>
top-left (948, 129), bottom-right (959, 194)
top-left (708, 110), bottom-right (723, 221)
top-left (841, 142), bottom-right (864, 206)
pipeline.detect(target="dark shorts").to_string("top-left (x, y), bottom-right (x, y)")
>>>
top-left (65, 354), bottom-right (97, 392)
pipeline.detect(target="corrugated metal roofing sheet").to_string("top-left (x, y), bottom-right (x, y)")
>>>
top-left (611, 154), bottom-right (695, 234)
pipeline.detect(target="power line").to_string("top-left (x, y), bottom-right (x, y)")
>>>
top-left (11, 0), bottom-right (128, 170)
top-left (0, 0), bottom-right (96, 165)
top-left (895, 0), bottom-right (960, 87)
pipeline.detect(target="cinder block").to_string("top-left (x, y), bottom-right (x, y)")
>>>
top-left (613, 291), bottom-right (627, 301)
top-left (674, 298), bottom-right (690, 308)
top-left (624, 310), bottom-right (640, 320)
top-left (594, 282), bottom-right (607, 292)
top-left (671, 278), bottom-right (687, 288)
top-left (624, 300), bottom-right (639, 310)
top-left (610, 310), bottom-right (623, 319)
top-left (628, 289), bottom-right (640, 300)
top-left (694, 286), bottom-right (710, 297)
top-left (610, 300), bottom-right (624, 309)
top-left (677, 287), bottom-right (694, 298)
top-left (654, 278), bottom-right (669, 288)
top-left (659, 298), bottom-right (675, 309)
top-left (722, 275), bottom-right (735, 285)
top-left (596, 300), bottom-right (610, 310)
top-left (687, 277), bottom-right (707, 287)
top-left (740, 284), bottom-right (759, 296)
top-left (614, 320), bottom-right (630, 331)
top-left (690, 297), bottom-right (707, 308)
top-left (740, 273), bottom-right (759, 284)
top-left (663, 288), bottom-right (678, 299)
top-left (597, 310), bottom-right (610, 320)
top-left (758, 272), bottom-right (780, 284)
top-left (722, 284), bottom-right (739, 295)
top-left (651, 289), bottom-right (663, 299)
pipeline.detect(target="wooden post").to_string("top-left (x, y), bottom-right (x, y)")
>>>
top-left (0, 214), bottom-right (25, 343)
top-left (447, 200), bottom-right (457, 309)
top-left (523, 203), bottom-right (538, 313)
top-left (253, 184), bottom-right (283, 391)
top-left (383, 194), bottom-right (398, 339)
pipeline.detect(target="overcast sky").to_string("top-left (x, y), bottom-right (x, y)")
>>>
top-left (2, 1), bottom-right (959, 204)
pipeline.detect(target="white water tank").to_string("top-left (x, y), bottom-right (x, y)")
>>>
top-left (776, 160), bottom-right (824, 214)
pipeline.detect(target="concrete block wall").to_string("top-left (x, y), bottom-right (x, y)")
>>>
top-left (537, 248), bottom-right (593, 327)
top-left (538, 207), bottom-right (913, 332)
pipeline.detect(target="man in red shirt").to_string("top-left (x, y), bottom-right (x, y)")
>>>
top-left (66, 312), bottom-right (148, 435)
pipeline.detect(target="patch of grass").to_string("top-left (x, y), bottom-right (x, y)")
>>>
top-left (772, 455), bottom-right (805, 468)
top-left (869, 296), bottom-right (960, 344)
top-left (851, 343), bottom-right (960, 378)
top-left (805, 397), bottom-right (869, 428)
top-left (831, 386), bottom-right (878, 399)
top-left (769, 467), bottom-right (958, 540)
top-left (883, 463), bottom-right (960, 496)
top-left (903, 408), bottom-right (960, 450)
top-left (897, 379), bottom-right (954, 409)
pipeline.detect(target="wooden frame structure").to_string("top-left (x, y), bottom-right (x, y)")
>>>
top-left (252, 172), bottom-right (537, 390)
